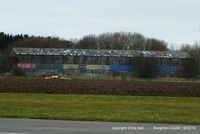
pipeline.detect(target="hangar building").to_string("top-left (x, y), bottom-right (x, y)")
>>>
top-left (9, 48), bottom-right (190, 77)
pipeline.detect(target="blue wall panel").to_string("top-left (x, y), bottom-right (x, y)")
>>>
top-left (156, 66), bottom-right (177, 72)
top-left (156, 67), bottom-right (167, 72)
top-left (109, 65), bottom-right (136, 71)
top-left (170, 67), bottom-right (177, 72)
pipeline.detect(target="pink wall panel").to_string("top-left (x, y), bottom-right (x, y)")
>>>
top-left (17, 63), bottom-right (36, 69)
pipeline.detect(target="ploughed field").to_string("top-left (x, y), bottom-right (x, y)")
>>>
top-left (0, 78), bottom-right (200, 97)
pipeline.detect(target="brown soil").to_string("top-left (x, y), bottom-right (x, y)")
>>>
top-left (0, 79), bottom-right (200, 97)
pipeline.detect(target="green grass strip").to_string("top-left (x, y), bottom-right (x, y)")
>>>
top-left (0, 93), bottom-right (200, 124)
top-left (1, 75), bottom-right (200, 83)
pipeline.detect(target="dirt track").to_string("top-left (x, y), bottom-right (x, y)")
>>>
top-left (0, 79), bottom-right (200, 97)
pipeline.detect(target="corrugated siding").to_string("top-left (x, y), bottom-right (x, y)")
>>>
top-left (177, 66), bottom-right (185, 72)
top-left (63, 64), bottom-right (78, 69)
top-left (156, 66), bottom-right (185, 72)
top-left (156, 67), bottom-right (167, 72)
top-left (17, 63), bottom-right (186, 73)
top-left (109, 65), bottom-right (136, 71)
top-left (86, 65), bottom-right (109, 70)
top-left (78, 65), bottom-right (87, 70)
top-left (170, 67), bottom-right (177, 72)
top-left (17, 63), bottom-right (36, 69)
top-left (36, 64), bottom-right (63, 69)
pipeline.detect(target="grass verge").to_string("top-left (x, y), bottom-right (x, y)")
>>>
top-left (0, 93), bottom-right (200, 124)
top-left (1, 75), bottom-right (200, 83)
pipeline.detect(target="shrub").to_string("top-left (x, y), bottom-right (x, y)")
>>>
top-left (12, 66), bottom-right (25, 76)
top-left (134, 57), bottom-right (158, 78)
top-left (183, 58), bottom-right (198, 78)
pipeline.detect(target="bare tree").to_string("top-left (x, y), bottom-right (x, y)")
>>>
top-left (180, 42), bottom-right (200, 58)
top-left (125, 33), bottom-right (145, 50)
top-left (145, 38), bottom-right (168, 51)
top-left (74, 32), bottom-right (169, 51)
top-left (180, 42), bottom-right (200, 77)
top-left (75, 34), bottom-right (97, 49)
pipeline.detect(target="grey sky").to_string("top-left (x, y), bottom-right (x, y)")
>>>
top-left (0, 0), bottom-right (200, 47)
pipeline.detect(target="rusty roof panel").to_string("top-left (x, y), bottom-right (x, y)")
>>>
top-left (11, 48), bottom-right (190, 58)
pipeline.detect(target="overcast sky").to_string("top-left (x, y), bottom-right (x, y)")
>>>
top-left (0, 0), bottom-right (200, 47)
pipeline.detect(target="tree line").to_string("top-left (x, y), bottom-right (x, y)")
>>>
top-left (0, 32), bottom-right (169, 51)
top-left (74, 32), bottom-right (168, 51)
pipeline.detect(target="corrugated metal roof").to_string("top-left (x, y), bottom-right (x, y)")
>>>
top-left (11, 48), bottom-right (190, 58)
